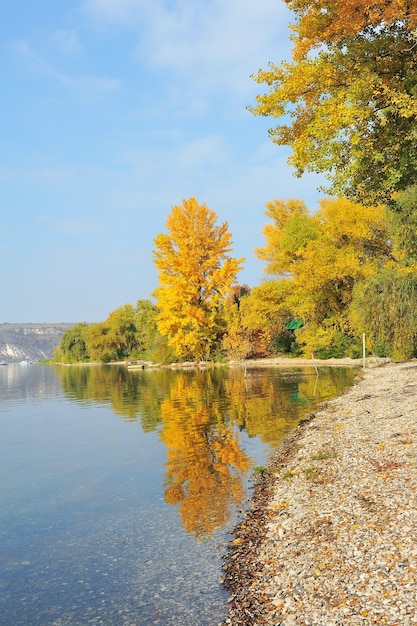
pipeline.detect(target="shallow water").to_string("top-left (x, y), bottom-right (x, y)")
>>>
top-left (0, 363), bottom-right (358, 625)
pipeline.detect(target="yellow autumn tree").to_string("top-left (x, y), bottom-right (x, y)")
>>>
top-left (256, 197), bottom-right (392, 357)
top-left (255, 198), bottom-right (316, 275)
top-left (153, 197), bottom-right (243, 361)
top-left (222, 285), bottom-right (255, 360)
top-left (239, 279), bottom-right (296, 356)
top-left (250, 0), bottom-right (417, 203)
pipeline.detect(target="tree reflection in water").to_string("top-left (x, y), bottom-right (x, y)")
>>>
top-left (160, 370), bottom-right (250, 539)
top-left (56, 364), bottom-right (357, 538)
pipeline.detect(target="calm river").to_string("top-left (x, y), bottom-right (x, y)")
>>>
top-left (0, 362), bottom-right (358, 625)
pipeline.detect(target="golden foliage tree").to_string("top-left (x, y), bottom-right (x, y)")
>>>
top-left (287, 0), bottom-right (417, 55)
top-left (222, 285), bottom-right (255, 360)
top-left (153, 197), bottom-right (243, 361)
top-left (255, 198), bottom-right (315, 276)
top-left (250, 1), bottom-right (417, 203)
top-left (256, 197), bottom-right (392, 356)
top-left (238, 280), bottom-right (295, 356)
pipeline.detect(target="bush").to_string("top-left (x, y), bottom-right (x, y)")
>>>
top-left (272, 330), bottom-right (296, 354)
top-left (351, 268), bottom-right (417, 361)
top-left (314, 331), bottom-right (361, 360)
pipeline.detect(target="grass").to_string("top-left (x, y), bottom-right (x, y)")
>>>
top-left (303, 466), bottom-right (320, 480)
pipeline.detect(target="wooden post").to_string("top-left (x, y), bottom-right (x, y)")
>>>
top-left (363, 333), bottom-right (366, 369)
top-left (311, 353), bottom-right (319, 375)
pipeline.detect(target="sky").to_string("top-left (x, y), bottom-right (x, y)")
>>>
top-left (1, 0), bottom-right (326, 323)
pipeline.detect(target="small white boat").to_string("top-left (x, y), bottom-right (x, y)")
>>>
top-left (18, 360), bottom-right (30, 365)
top-left (0, 361), bottom-right (8, 366)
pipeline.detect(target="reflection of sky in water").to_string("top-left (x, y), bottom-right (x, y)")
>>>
top-left (0, 363), bottom-right (358, 625)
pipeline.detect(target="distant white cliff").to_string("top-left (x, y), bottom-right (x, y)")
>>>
top-left (0, 323), bottom-right (76, 362)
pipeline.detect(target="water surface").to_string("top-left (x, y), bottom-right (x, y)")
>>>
top-left (0, 363), bottom-right (358, 625)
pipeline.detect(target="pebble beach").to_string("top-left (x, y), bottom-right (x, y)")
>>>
top-left (221, 361), bottom-right (417, 625)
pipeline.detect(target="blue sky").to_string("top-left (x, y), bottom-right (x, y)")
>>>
top-left (1, 0), bottom-right (325, 323)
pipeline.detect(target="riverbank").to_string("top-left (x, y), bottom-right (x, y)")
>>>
top-left (127, 355), bottom-right (386, 370)
top-left (55, 353), bottom-right (388, 369)
top-left (221, 361), bottom-right (417, 625)
top-left (229, 356), bottom-right (386, 370)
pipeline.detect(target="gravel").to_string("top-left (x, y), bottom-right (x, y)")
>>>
top-left (221, 361), bottom-right (417, 625)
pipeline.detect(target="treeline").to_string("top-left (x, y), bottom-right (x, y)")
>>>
top-left (56, 187), bottom-right (417, 364)
top-left (54, 300), bottom-right (166, 364)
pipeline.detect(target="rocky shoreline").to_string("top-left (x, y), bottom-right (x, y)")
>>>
top-left (221, 361), bottom-right (417, 625)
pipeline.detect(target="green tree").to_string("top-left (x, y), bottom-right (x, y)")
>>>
top-left (250, 1), bottom-right (417, 204)
top-left (55, 323), bottom-right (89, 363)
top-left (106, 303), bottom-right (140, 359)
top-left (350, 185), bottom-right (417, 360)
top-left (388, 185), bottom-right (417, 264)
top-left (153, 197), bottom-right (243, 361)
top-left (351, 267), bottom-right (417, 361)
top-left (83, 304), bottom-right (140, 362)
top-left (134, 299), bottom-right (159, 357)
top-left (84, 321), bottom-right (113, 362)
top-left (133, 300), bottom-right (178, 364)
top-left (55, 301), bottom-right (163, 364)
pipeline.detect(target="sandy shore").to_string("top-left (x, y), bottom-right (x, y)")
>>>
top-left (221, 361), bottom-right (417, 625)
top-left (127, 356), bottom-right (386, 370)
top-left (230, 356), bottom-right (366, 369)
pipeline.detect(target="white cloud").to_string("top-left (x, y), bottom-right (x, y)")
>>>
top-left (83, 0), bottom-right (154, 25)
top-left (83, 0), bottom-right (292, 98)
top-left (11, 39), bottom-right (120, 95)
top-left (51, 30), bottom-right (83, 54)
top-left (142, 0), bottom-right (291, 94)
